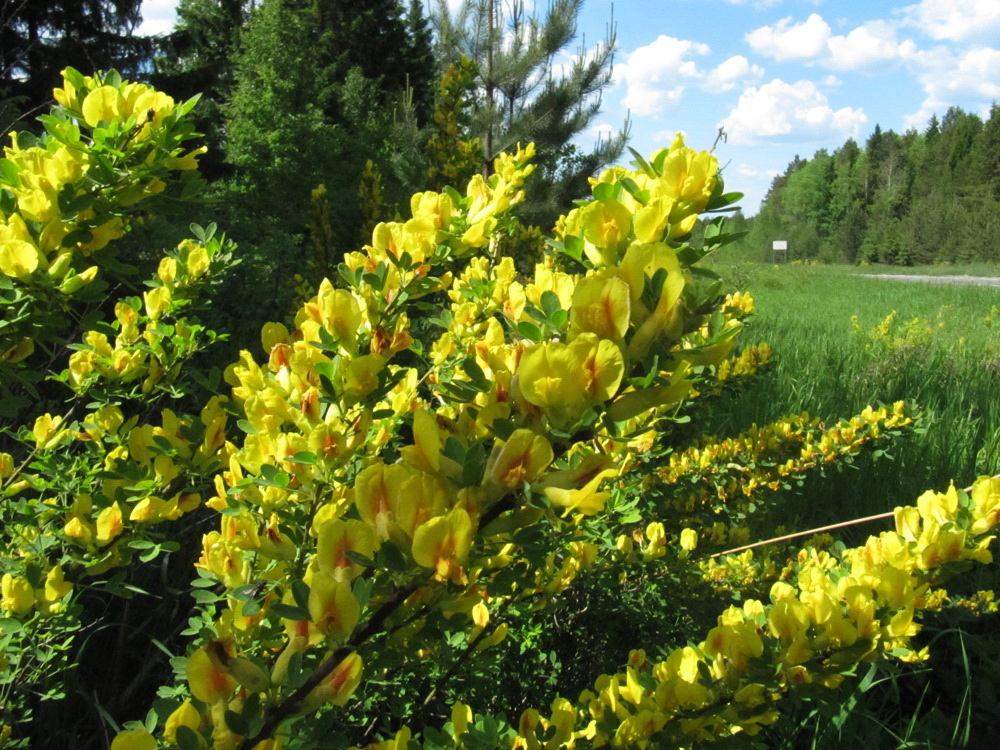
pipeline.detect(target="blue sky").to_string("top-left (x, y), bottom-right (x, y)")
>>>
top-left (138, 0), bottom-right (1000, 214)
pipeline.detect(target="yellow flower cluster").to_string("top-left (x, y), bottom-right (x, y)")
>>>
top-left (59, 400), bottom-right (225, 554)
top-left (715, 342), bottom-right (772, 383)
top-left (1, 67), bottom-right (206, 364)
top-left (1, 565), bottom-right (73, 618)
top-left (654, 402), bottom-right (914, 516)
top-left (400, 477), bottom-right (997, 749)
top-left (67, 238), bottom-right (214, 391)
top-left (175, 137), bottom-right (734, 742)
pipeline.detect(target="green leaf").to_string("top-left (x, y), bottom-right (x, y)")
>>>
top-left (291, 580), bottom-right (311, 611)
top-left (628, 146), bottom-right (655, 176)
top-left (377, 542), bottom-right (407, 572)
top-left (539, 289), bottom-right (562, 318)
top-left (270, 602), bottom-right (310, 621)
top-left (516, 321), bottom-right (542, 343)
top-left (639, 268), bottom-right (668, 311)
top-left (224, 710), bottom-right (249, 736)
top-left (591, 181), bottom-right (620, 202)
top-left (562, 234), bottom-right (584, 263)
top-left (0, 158), bottom-right (20, 187)
top-left (175, 726), bottom-right (202, 750)
top-left (344, 550), bottom-right (375, 569)
top-left (461, 357), bottom-right (489, 390)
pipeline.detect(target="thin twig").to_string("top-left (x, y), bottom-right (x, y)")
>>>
top-left (705, 511), bottom-right (896, 560)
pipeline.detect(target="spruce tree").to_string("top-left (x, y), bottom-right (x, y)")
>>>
top-left (1, 0), bottom-right (149, 126)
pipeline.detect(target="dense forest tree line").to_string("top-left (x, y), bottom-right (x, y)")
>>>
top-left (742, 105), bottom-right (1000, 265)
top-left (1, 0), bottom-right (624, 348)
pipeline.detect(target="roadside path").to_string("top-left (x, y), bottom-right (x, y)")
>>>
top-left (863, 274), bottom-right (1000, 287)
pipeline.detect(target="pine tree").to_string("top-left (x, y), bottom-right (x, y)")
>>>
top-left (431, 0), bottom-right (626, 229)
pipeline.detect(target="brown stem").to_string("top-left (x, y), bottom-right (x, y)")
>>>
top-left (238, 579), bottom-right (421, 749)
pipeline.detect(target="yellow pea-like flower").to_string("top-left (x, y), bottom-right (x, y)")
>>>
top-left (0, 238), bottom-right (41, 279)
top-left (96, 503), bottom-right (124, 546)
top-left (187, 645), bottom-right (239, 705)
top-left (516, 342), bottom-right (588, 426)
top-left (1, 573), bottom-right (34, 616)
top-left (81, 85), bottom-right (123, 127)
top-left (308, 570), bottom-right (361, 641)
top-left (164, 699), bottom-right (201, 745)
top-left (412, 507), bottom-right (474, 583)
top-left (316, 519), bottom-right (377, 582)
top-left (485, 429), bottom-right (554, 490)
top-left (110, 729), bottom-right (156, 750)
top-left (569, 275), bottom-right (631, 342)
top-left (301, 652), bottom-right (363, 713)
top-left (544, 469), bottom-right (616, 517)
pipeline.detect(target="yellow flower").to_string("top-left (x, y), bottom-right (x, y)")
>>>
top-left (164, 699), bottom-right (202, 745)
top-left (187, 646), bottom-right (238, 705)
top-left (412, 507), bottom-right (474, 582)
top-left (300, 652), bottom-right (363, 713)
top-left (110, 729), bottom-right (156, 750)
top-left (568, 275), bottom-right (631, 342)
top-left (1, 574), bottom-right (34, 616)
top-left (315, 519), bottom-right (376, 582)
top-left (580, 199), bottom-right (631, 265)
top-left (516, 342), bottom-right (588, 426)
top-left (307, 570), bottom-right (361, 640)
top-left (485, 430), bottom-right (554, 489)
top-left (544, 469), bottom-right (616, 517)
top-left (679, 528), bottom-right (698, 552)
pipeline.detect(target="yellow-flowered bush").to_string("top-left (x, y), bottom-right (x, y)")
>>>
top-left (1, 71), bottom-right (997, 750)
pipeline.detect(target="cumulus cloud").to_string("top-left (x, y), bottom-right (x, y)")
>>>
top-left (720, 78), bottom-right (867, 144)
top-left (614, 38), bottom-right (762, 116)
top-left (707, 55), bottom-right (766, 91)
top-left (900, 0), bottom-right (1000, 42)
top-left (615, 35), bottom-right (710, 115)
top-left (746, 14), bottom-right (832, 61)
top-left (826, 21), bottom-right (917, 70)
top-left (747, 13), bottom-right (919, 71)
top-left (905, 46), bottom-right (1000, 128)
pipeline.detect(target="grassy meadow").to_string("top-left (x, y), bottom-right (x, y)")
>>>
top-left (702, 261), bottom-right (1000, 747)
top-left (706, 262), bottom-right (1000, 526)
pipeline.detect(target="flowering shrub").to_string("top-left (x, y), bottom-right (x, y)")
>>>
top-left (1, 73), bottom-right (997, 750)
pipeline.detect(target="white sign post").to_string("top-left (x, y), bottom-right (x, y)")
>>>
top-left (772, 240), bottom-right (788, 263)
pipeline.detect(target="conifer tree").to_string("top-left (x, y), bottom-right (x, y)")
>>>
top-left (0, 0), bottom-right (149, 126)
top-left (431, 0), bottom-right (627, 229)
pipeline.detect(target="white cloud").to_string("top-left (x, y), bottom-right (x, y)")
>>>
top-left (720, 78), bottom-right (867, 144)
top-left (707, 55), bottom-right (765, 91)
top-left (723, 0), bottom-right (784, 7)
top-left (137, 0), bottom-right (178, 36)
top-left (615, 35), bottom-right (710, 115)
top-left (826, 21), bottom-right (917, 70)
top-left (900, 0), bottom-right (1000, 42)
top-left (746, 14), bottom-right (832, 61)
top-left (905, 45), bottom-right (1000, 128)
top-left (615, 37), bottom-right (762, 116)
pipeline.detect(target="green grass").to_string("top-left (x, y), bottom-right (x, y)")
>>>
top-left (703, 262), bottom-right (1000, 528)
top-left (700, 261), bottom-right (1000, 748)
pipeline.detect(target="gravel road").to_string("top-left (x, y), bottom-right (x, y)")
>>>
top-left (863, 274), bottom-right (1000, 287)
